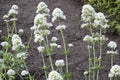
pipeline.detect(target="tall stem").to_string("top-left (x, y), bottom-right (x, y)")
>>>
top-left (97, 28), bottom-right (102, 80)
top-left (89, 23), bottom-right (96, 80)
top-left (41, 53), bottom-right (47, 80)
top-left (43, 38), bottom-right (54, 71)
top-left (6, 22), bottom-right (10, 38)
top-left (60, 29), bottom-right (68, 73)
top-left (27, 31), bottom-right (33, 50)
top-left (48, 53), bottom-right (54, 70)
top-left (88, 45), bottom-right (91, 80)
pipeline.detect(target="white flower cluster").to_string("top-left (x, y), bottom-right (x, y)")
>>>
top-left (83, 33), bottom-right (108, 43)
top-left (51, 37), bottom-right (58, 42)
top-left (83, 35), bottom-right (93, 42)
top-left (36, 2), bottom-right (50, 16)
top-left (50, 43), bottom-right (58, 47)
top-left (81, 4), bottom-right (109, 29)
top-left (32, 2), bottom-right (52, 43)
top-left (68, 43), bottom-right (74, 47)
top-left (81, 4), bottom-right (96, 22)
top-left (109, 65), bottom-right (120, 78)
top-left (37, 46), bottom-right (45, 53)
top-left (52, 8), bottom-right (66, 23)
top-left (47, 71), bottom-right (63, 80)
top-left (8, 4), bottom-right (18, 16)
top-left (108, 41), bottom-right (117, 49)
top-left (11, 34), bottom-right (25, 51)
top-left (19, 29), bottom-right (24, 34)
top-left (16, 52), bottom-right (28, 59)
top-left (1, 41), bottom-right (9, 48)
top-left (21, 70), bottom-right (29, 76)
top-left (94, 12), bottom-right (109, 29)
top-left (107, 41), bottom-right (118, 55)
top-left (55, 59), bottom-right (65, 67)
top-left (52, 8), bottom-right (67, 31)
top-left (7, 69), bottom-right (16, 76)
top-left (56, 25), bottom-right (67, 30)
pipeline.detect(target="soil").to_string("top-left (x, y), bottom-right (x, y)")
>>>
top-left (0, 0), bottom-right (120, 80)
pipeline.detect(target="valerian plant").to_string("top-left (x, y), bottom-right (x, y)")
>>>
top-left (31, 1), bottom-right (73, 80)
top-left (0, 4), bottom-right (34, 80)
top-left (81, 4), bottom-right (109, 80)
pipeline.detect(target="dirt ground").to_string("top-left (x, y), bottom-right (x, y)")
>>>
top-left (0, 0), bottom-right (120, 80)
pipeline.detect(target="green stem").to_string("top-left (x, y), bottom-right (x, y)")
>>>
top-left (65, 55), bottom-right (68, 73)
top-left (6, 22), bottom-right (10, 38)
top-left (45, 35), bottom-right (49, 48)
top-left (43, 39), bottom-right (54, 71)
top-left (60, 29), bottom-right (67, 51)
top-left (12, 15), bottom-right (17, 34)
top-left (60, 29), bottom-right (68, 73)
top-left (88, 45), bottom-right (91, 80)
top-left (48, 54), bottom-right (54, 70)
top-left (41, 53), bottom-right (47, 79)
top-left (23, 60), bottom-right (33, 80)
top-left (97, 28), bottom-right (102, 80)
top-left (27, 31), bottom-right (33, 49)
top-left (89, 22), bottom-right (95, 80)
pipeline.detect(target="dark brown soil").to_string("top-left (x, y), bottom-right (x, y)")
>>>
top-left (0, 0), bottom-right (120, 80)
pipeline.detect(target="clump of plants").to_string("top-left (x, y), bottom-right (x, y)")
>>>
top-left (81, 4), bottom-right (120, 80)
top-left (1, 4), bottom-right (34, 80)
top-left (1, 1), bottom-right (120, 80)
top-left (82, 0), bottom-right (120, 35)
top-left (0, 1), bottom-right (73, 80)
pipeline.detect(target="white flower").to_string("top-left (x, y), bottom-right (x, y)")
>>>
top-left (12, 34), bottom-right (25, 51)
top-left (68, 43), bottom-right (73, 47)
top-left (21, 70), bottom-right (29, 76)
top-left (11, 5), bottom-right (18, 10)
top-left (51, 37), bottom-right (58, 42)
top-left (83, 71), bottom-right (88, 75)
top-left (10, 18), bottom-right (18, 21)
top-left (47, 71), bottom-right (63, 80)
top-left (34, 14), bottom-right (47, 25)
top-left (57, 45), bottom-right (62, 48)
top-left (37, 46), bottom-right (45, 53)
top-left (1, 41), bottom-right (9, 47)
top-left (30, 25), bottom-right (37, 31)
top-left (81, 23), bottom-right (88, 28)
top-left (107, 51), bottom-right (118, 55)
top-left (43, 30), bottom-right (51, 35)
top-left (36, 2), bottom-right (50, 14)
top-left (3, 15), bottom-right (9, 19)
top-left (56, 25), bottom-right (67, 30)
top-left (81, 4), bottom-right (96, 22)
top-left (94, 12), bottom-right (109, 29)
top-left (34, 35), bottom-right (44, 43)
top-left (55, 59), bottom-right (65, 67)
top-left (19, 29), bottom-right (24, 33)
top-left (108, 73), bottom-right (114, 78)
top-left (83, 35), bottom-right (93, 42)
top-left (16, 52), bottom-right (27, 59)
top-left (8, 9), bottom-right (18, 16)
top-left (109, 65), bottom-right (120, 77)
top-left (108, 41), bottom-right (117, 49)
top-left (50, 43), bottom-right (58, 47)
top-left (52, 8), bottom-right (66, 22)
top-left (7, 69), bottom-right (16, 76)
top-left (87, 45), bottom-right (92, 49)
